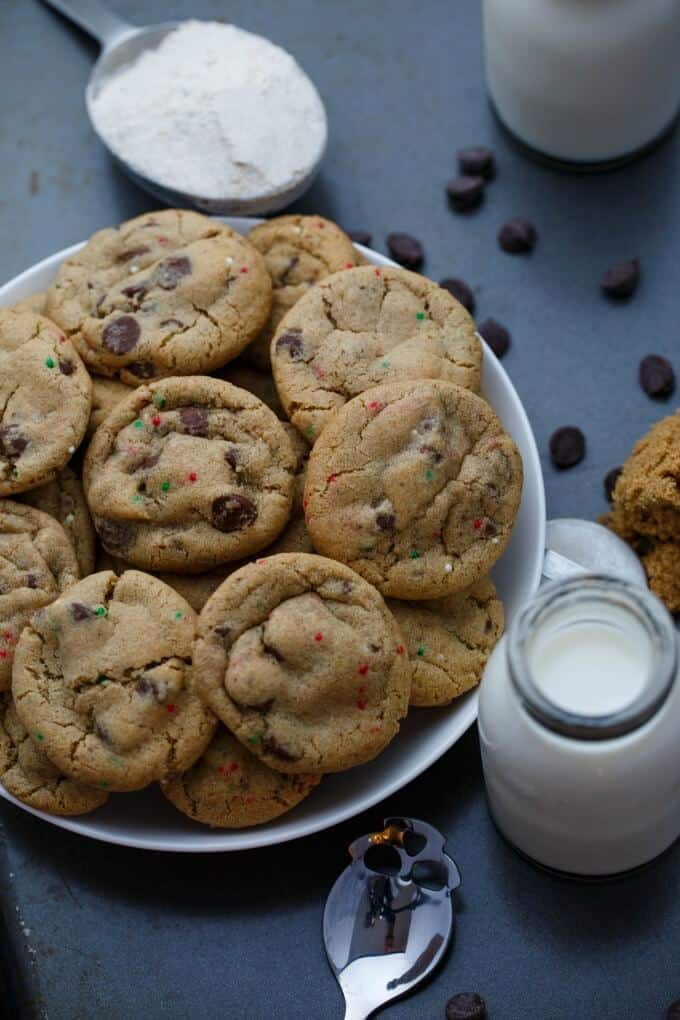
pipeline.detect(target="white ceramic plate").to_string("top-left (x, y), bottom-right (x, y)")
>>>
top-left (0, 218), bottom-right (545, 851)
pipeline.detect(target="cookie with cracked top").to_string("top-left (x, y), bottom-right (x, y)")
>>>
top-left (45, 209), bottom-right (272, 384)
top-left (19, 466), bottom-right (96, 576)
top-left (0, 308), bottom-right (91, 496)
top-left (161, 725), bottom-right (320, 827)
top-left (388, 577), bottom-right (504, 706)
top-left (245, 215), bottom-right (360, 371)
top-left (0, 499), bottom-right (80, 691)
top-left (193, 552), bottom-right (411, 774)
top-left (271, 266), bottom-right (482, 443)
top-left (0, 693), bottom-right (108, 815)
top-left (84, 376), bottom-right (296, 573)
top-left (304, 380), bottom-right (523, 599)
top-left (12, 570), bottom-right (217, 792)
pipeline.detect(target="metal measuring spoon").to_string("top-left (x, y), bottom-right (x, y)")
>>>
top-left (324, 817), bottom-right (461, 1020)
top-left (41, 0), bottom-right (327, 214)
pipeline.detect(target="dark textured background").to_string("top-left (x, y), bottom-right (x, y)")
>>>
top-left (1, 1), bottom-right (679, 1017)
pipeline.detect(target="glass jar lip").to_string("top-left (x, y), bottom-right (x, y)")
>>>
top-left (507, 574), bottom-right (677, 741)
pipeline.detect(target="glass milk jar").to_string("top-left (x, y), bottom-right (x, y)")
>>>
top-left (478, 576), bottom-right (680, 877)
top-left (482, 0), bottom-right (680, 167)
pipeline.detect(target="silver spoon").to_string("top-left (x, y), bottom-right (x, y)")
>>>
top-left (41, 0), bottom-right (327, 214)
top-left (324, 817), bottom-right (461, 1020)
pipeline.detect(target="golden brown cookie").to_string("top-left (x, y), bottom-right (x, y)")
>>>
top-left (245, 214), bottom-right (360, 371)
top-left (608, 410), bottom-right (680, 542)
top-left (84, 376), bottom-right (296, 573)
top-left (271, 265), bottom-right (482, 442)
top-left (304, 380), bottom-right (523, 599)
top-left (46, 209), bottom-right (272, 384)
top-left (0, 693), bottom-right (108, 815)
top-left (0, 308), bottom-right (91, 496)
top-left (19, 466), bottom-right (96, 576)
top-left (388, 577), bottom-right (504, 706)
top-left (12, 570), bottom-right (217, 792)
top-left (87, 376), bottom-right (131, 438)
top-left (13, 291), bottom-right (48, 316)
top-left (193, 553), bottom-right (411, 773)
top-left (161, 725), bottom-right (320, 828)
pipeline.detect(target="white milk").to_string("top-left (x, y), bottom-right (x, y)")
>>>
top-left (482, 0), bottom-right (680, 165)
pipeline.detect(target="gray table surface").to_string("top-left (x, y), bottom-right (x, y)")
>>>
top-left (1, 1), bottom-right (679, 1018)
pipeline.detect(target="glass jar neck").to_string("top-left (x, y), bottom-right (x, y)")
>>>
top-left (507, 575), bottom-right (677, 741)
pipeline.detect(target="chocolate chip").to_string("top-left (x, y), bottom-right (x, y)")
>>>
top-left (212, 493), bottom-right (257, 533)
top-left (439, 277), bottom-right (475, 313)
top-left (26, 573), bottom-right (37, 589)
top-left (347, 230), bottom-right (372, 246)
top-left (154, 256), bottom-right (191, 290)
top-left (70, 602), bottom-right (95, 622)
top-left (277, 255), bottom-right (299, 286)
top-left (179, 406), bottom-right (209, 436)
top-left (121, 282), bottom-right (148, 303)
top-left (601, 257), bottom-right (639, 299)
top-left (446, 175), bottom-right (485, 212)
top-left (58, 359), bottom-right (74, 376)
top-left (341, 581), bottom-right (353, 594)
top-left (458, 145), bottom-right (495, 179)
top-left (498, 217), bottom-right (537, 254)
top-left (666, 1000), bottom-right (680, 1020)
top-left (135, 676), bottom-right (165, 700)
top-left (263, 735), bottom-right (298, 761)
top-left (96, 517), bottom-right (135, 553)
top-left (604, 466), bottom-right (623, 501)
top-left (478, 318), bottom-right (511, 359)
top-left (275, 330), bottom-right (305, 360)
top-left (0, 425), bottom-right (28, 457)
top-left (127, 361), bottom-right (156, 379)
top-left (549, 426), bottom-right (586, 469)
top-left (139, 452), bottom-right (160, 470)
top-left (639, 354), bottom-right (675, 398)
top-left (117, 246), bottom-right (150, 263)
top-left (376, 513), bottom-right (395, 531)
top-left (102, 315), bottom-right (140, 355)
top-left (445, 992), bottom-right (486, 1020)
top-left (386, 233), bottom-right (424, 269)
top-left (483, 519), bottom-right (498, 536)
top-left (135, 677), bottom-right (152, 696)
top-left (224, 446), bottom-right (240, 470)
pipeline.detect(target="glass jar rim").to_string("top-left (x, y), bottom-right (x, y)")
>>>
top-left (507, 575), bottom-right (677, 741)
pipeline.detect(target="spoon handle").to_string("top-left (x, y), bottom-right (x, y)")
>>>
top-left (41, 0), bottom-right (135, 49)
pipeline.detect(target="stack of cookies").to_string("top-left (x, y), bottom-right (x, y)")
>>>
top-left (0, 209), bottom-right (522, 829)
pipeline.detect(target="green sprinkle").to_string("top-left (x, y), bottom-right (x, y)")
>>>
top-left (152, 393), bottom-right (166, 409)
top-left (11, 469), bottom-right (19, 479)
top-left (132, 494), bottom-right (143, 503)
top-left (133, 419), bottom-right (144, 429)
top-left (94, 605), bottom-right (108, 618)
top-left (99, 781), bottom-right (110, 789)
top-left (44, 356), bottom-right (55, 369)
top-left (305, 425), bottom-right (315, 438)
top-left (380, 360), bottom-right (391, 370)
top-left (96, 675), bottom-right (109, 685)
top-left (361, 543), bottom-right (374, 553)
top-left (416, 311), bottom-right (426, 321)
top-left (247, 735), bottom-right (261, 745)
top-left (409, 549), bottom-right (421, 560)
top-left (174, 611), bottom-right (183, 620)
top-left (416, 645), bottom-right (427, 657)
top-left (160, 481), bottom-right (171, 492)
top-left (424, 469), bottom-right (434, 480)
top-left (111, 756), bottom-right (124, 768)
top-left (34, 731), bottom-right (44, 742)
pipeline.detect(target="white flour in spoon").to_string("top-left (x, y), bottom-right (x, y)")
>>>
top-left (90, 20), bottom-right (327, 201)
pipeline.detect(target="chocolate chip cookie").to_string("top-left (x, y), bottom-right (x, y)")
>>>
top-left (20, 466), bottom-right (96, 576)
top-left (245, 215), bottom-right (360, 371)
top-left (87, 376), bottom-right (131, 438)
top-left (45, 209), bottom-right (272, 384)
top-left (13, 291), bottom-right (48, 315)
top-left (304, 380), bottom-right (523, 598)
top-left (388, 577), bottom-right (504, 706)
top-left (161, 725), bottom-right (320, 828)
top-left (271, 266), bottom-right (482, 442)
top-left (0, 500), bottom-right (80, 691)
top-left (84, 376), bottom-right (297, 573)
top-left (0, 693), bottom-right (108, 815)
top-left (193, 553), bottom-right (411, 773)
top-left (12, 570), bottom-right (217, 792)
top-left (98, 550), bottom-right (239, 614)
top-left (0, 308), bottom-right (91, 496)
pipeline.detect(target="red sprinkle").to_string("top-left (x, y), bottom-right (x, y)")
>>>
top-left (303, 497), bottom-right (309, 509)
top-left (357, 663), bottom-right (369, 676)
top-left (396, 645), bottom-right (405, 655)
top-left (314, 632), bottom-right (324, 642)
top-left (3, 631), bottom-right (14, 644)
top-left (370, 725), bottom-right (381, 733)
top-left (188, 472), bottom-right (198, 482)
top-left (216, 765), bottom-right (226, 776)
top-left (244, 795), bottom-right (255, 804)
top-left (327, 473), bottom-right (338, 484)
top-left (313, 366), bottom-right (326, 379)
top-left (157, 236), bottom-right (169, 245)
top-left (151, 415), bottom-right (161, 427)
top-left (0, 651), bottom-right (7, 660)
top-left (166, 704), bottom-right (176, 713)
top-left (473, 519), bottom-right (483, 530)
top-left (317, 221), bottom-right (325, 229)
top-left (374, 268), bottom-right (382, 276)
top-left (432, 530), bottom-right (442, 540)
top-left (345, 262), bottom-right (354, 269)
top-left (367, 400), bottom-right (382, 411)
top-left (228, 762), bottom-right (240, 773)
top-left (256, 559), bottom-right (266, 566)
top-left (240, 266), bottom-right (249, 274)
top-left (488, 437), bottom-right (499, 450)
top-left (357, 699), bottom-right (367, 711)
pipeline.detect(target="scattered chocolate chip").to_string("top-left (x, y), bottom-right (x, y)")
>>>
top-left (498, 217), bottom-right (537, 254)
top-left (439, 277), bottom-right (475, 313)
top-left (549, 426), bottom-right (586, 469)
top-left (70, 602), bottom-right (95, 622)
top-left (117, 246), bottom-right (150, 263)
top-left (154, 256), bottom-right (191, 290)
top-left (102, 315), bottom-right (140, 355)
top-left (386, 233), bottom-right (424, 269)
top-left (26, 573), bottom-right (37, 589)
top-left (446, 175), bottom-right (485, 212)
top-left (639, 354), bottom-right (675, 398)
top-left (376, 513), bottom-right (395, 531)
top-left (275, 330), bottom-right (305, 360)
top-left (601, 257), bottom-right (639, 299)
top-left (96, 517), bottom-right (135, 552)
top-left (0, 425), bottom-right (28, 457)
top-left (127, 361), bottom-right (156, 379)
top-left (121, 282), bottom-right (148, 303)
top-left (478, 318), bottom-right (511, 359)
top-left (666, 1000), bottom-right (680, 1020)
top-left (179, 406), bottom-right (209, 436)
top-left (458, 145), bottom-right (495, 179)
top-left (347, 230), bottom-right (372, 246)
top-left (341, 581), bottom-right (353, 594)
top-left (224, 446), bottom-right (240, 470)
top-left (484, 618), bottom-right (493, 632)
top-left (445, 992), bottom-right (486, 1020)
top-left (212, 493), bottom-right (258, 533)
top-left (135, 676), bottom-right (165, 700)
top-left (277, 255), bottom-right (299, 286)
top-left (483, 519), bottom-right (498, 536)
top-left (604, 466), bottom-right (623, 501)
top-left (58, 359), bottom-right (74, 376)
top-left (263, 735), bottom-right (298, 761)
